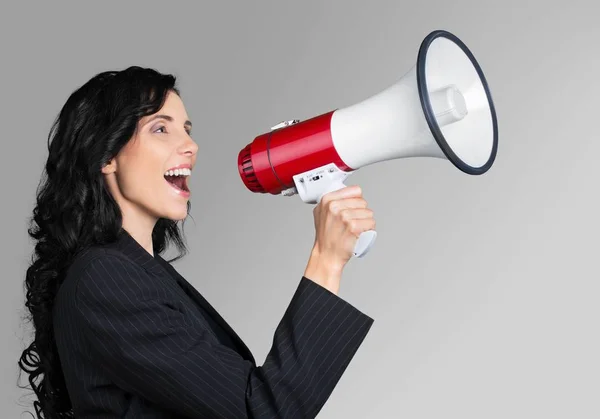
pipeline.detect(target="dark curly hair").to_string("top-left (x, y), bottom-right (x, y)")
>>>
top-left (17, 66), bottom-right (191, 418)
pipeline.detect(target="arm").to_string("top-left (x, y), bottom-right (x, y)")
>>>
top-left (75, 254), bottom-right (374, 419)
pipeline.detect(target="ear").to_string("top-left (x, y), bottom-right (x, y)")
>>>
top-left (101, 158), bottom-right (117, 175)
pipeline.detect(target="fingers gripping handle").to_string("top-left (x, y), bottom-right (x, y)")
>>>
top-left (316, 181), bottom-right (377, 258)
top-left (291, 162), bottom-right (377, 258)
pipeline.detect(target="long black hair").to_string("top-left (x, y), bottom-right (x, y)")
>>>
top-left (17, 66), bottom-right (191, 418)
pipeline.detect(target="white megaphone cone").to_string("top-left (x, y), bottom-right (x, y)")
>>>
top-left (238, 30), bottom-right (498, 259)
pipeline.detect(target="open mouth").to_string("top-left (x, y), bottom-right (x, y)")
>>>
top-left (164, 174), bottom-right (190, 193)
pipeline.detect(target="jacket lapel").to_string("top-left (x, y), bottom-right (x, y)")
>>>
top-left (114, 229), bottom-right (256, 366)
top-left (155, 255), bottom-right (256, 365)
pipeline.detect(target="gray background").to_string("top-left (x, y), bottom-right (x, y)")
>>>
top-left (3, 0), bottom-right (599, 417)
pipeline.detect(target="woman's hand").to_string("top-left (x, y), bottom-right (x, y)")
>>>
top-left (304, 185), bottom-right (376, 294)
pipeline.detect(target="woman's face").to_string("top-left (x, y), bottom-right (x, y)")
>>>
top-left (102, 90), bottom-right (198, 226)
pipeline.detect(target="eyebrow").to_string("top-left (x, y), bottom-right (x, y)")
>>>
top-left (144, 114), bottom-right (192, 130)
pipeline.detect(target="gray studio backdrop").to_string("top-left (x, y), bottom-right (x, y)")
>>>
top-left (2, 1), bottom-right (599, 418)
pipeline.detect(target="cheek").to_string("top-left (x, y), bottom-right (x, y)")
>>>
top-left (118, 161), bottom-right (161, 200)
top-left (116, 138), bottom-right (171, 207)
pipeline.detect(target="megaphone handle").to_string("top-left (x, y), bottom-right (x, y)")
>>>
top-left (317, 181), bottom-right (377, 259)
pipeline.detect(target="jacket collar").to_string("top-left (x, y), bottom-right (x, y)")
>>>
top-left (113, 228), bottom-right (165, 275)
top-left (113, 228), bottom-right (256, 365)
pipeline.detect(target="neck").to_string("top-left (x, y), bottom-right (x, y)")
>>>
top-left (122, 215), bottom-right (157, 257)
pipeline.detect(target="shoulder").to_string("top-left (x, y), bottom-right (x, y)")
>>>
top-left (55, 247), bottom-right (141, 324)
top-left (64, 246), bottom-right (153, 299)
top-left (68, 248), bottom-right (168, 316)
top-left (66, 247), bottom-right (139, 282)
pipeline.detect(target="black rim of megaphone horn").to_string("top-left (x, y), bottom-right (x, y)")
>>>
top-left (417, 30), bottom-right (499, 175)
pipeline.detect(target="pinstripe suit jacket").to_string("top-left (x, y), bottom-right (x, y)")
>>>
top-left (53, 229), bottom-right (374, 418)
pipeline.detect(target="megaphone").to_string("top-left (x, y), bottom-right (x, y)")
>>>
top-left (237, 30), bottom-right (498, 258)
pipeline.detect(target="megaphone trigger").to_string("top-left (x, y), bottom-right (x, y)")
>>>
top-left (291, 162), bottom-right (352, 205)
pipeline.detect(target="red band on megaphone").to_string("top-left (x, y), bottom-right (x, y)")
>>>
top-left (238, 110), bottom-right (353, 195)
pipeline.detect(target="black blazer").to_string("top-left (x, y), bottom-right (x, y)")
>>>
top-left (53, 229), bottom-right (374, 418)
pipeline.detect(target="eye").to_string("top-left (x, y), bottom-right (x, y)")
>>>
top-left (154, 125), bottom-right (192, 137)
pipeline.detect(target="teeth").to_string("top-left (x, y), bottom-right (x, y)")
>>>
top-left (164, 168), bottom-right (191, 177)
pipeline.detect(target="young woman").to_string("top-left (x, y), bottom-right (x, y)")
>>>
top-left (18, 66), bottom-right (376, 418)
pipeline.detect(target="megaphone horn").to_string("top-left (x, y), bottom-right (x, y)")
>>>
top-left (237, 29), bottom-right (498, 258)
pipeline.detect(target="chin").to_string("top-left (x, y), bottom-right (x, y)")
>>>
top-left (166, 211), bottom-right (188, 221)
top-left (159, 204), bottom-right (189, 221)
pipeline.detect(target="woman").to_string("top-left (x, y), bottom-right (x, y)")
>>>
top-left (18, 66), bottom-right (376, 418)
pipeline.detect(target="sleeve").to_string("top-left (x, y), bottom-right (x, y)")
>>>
top-left (74, 255), bottom-right (374, 419)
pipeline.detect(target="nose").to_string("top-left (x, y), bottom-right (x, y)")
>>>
top-left (179, 134), bottom-right (199, 157)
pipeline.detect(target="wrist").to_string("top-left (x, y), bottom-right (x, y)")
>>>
top-left (303, 247), bottom-right (344, 294)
